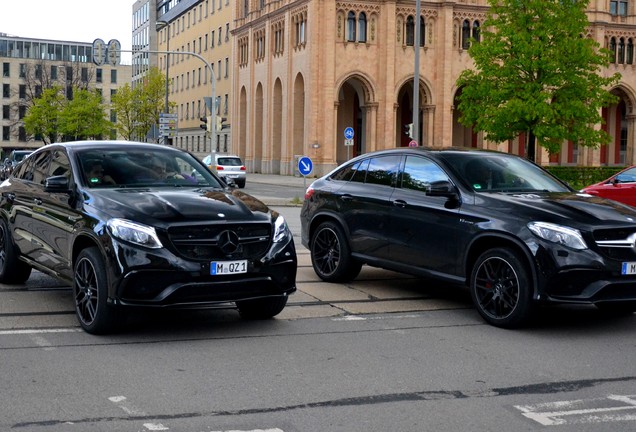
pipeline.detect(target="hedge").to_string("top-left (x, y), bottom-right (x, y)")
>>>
top-left (544, 166), bottom-right (626, 191)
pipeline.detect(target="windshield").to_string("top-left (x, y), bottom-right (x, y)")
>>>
top-left (441, 152), bottom-right (572, 193)
top-left (77, 148), bottom-right (225, 189)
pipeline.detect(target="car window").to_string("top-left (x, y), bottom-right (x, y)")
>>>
top-left (351, 159), bottom-right (369, 183)
top-left (615, 168), bottom-right (636, 183)
top-left (365, 155), bottom-right (401, 187)
top-left (217, 157), bottom-right (242, 166)
top-left (400, 156), bottom-right (449, 192)
top-left (13, 156), bottom-right (34, 181)
top-left (330, 160), bottom-right (360, 182)
top-left (31, 151), bottom-right (52, 185)
top-left (49, 150), bottom-right (71, 181)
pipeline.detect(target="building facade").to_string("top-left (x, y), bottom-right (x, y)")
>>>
top-left (132, 0), bottom-right (160, 89)
top-left (0, 34), bottom-right (132, 155)
top-left (156, 0), bottom-right (233, 158)
top-left (231, 0), bottom-right (636, 176)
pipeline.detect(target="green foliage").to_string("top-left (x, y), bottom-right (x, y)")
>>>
top-left (457, 0), bottom-right (620, 154)
top-left (23, 86), bottom-right (65, 144)
top-left (111, 68), bottom-right (169, 141)
top-left (544, 166), bottom-right (624, 190)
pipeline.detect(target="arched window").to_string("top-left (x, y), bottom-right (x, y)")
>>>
top-left (628, 38), bottom-right (634, 64)
top-left (243, 0), bottom-right (249, 18)
top-left (472, 21), bottom-right (481, 43)
top-left (619, 38), bottom-right (626, 64)
top-left (358, 12), bottom-right (367, 42)
top-left (462, 20), bottom-right (471, 49)
top-left (347, 11), bottom-right (356, 42)
top-left (610, 37), bottom-right (617, 63)
top-left (406, 16), bottom-right (415, 46)
top-left (419, 16), bottom-right (425, 47)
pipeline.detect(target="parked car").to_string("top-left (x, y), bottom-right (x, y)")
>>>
top-left (580, 165), bottom-right (636, 207)
top-left (1, 149), bottom-right (33, 180)
top-left (0, 141), bottom-right (297, 334)
top-left (301, 147), bottom-right (636, 328)
top-left (202, 153), bottom-right (247, 188)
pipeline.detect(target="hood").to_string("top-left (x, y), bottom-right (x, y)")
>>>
top-left (84, 187), bottom-right (272, 226)
top-left (479, 191), bottom-right (636, 226)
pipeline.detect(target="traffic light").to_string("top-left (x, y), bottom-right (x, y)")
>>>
top-left (216, 116), bottom-right (228, 131)
top-left (403, 123), bottom-right (413, 138)
top-left (200, 116), bottom-right (212, 132)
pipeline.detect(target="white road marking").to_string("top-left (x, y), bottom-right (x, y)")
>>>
top-left (0, 328), bottom-right (81, 335)
top-left (515, 394), bottom-right (636, 425)
top-left (332, 314), bottom-right (421, 322)
top-left (108, 396), bottom-right (169, 430)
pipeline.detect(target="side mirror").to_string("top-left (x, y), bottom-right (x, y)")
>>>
top-left (44, 175), bottom-right (70, 193)
top-left (426, 180), bottom-right (458, 198)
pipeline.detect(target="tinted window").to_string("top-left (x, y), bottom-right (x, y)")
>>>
top-left (31, 151), bottom-right (51, 185)
top-left (351, 159), bottom-right (369, 183)
top-left (616, 167), bottom-right (636, 183)
top-left (401, 156), bottom-right (449, 192)
top-left (330, 160), bottom-right (360, 182)
top-left (49, 150), bottom-right (71, 180)
top-left (365, 155), bottom-right (400, 187)
top-left (217, 157), bottom-right (242, 166)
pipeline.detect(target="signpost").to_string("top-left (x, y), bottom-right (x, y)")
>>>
top-left (159, 113), bottom-right (178, 139)
top-left (408, 139), bottom-right (418, 147)
top-left (298, 156), bottom-right (313, 188)
top-left (344, 127), bottom-right (354, 160)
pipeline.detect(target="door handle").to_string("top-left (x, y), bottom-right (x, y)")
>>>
top-left (340, 194), bottom-right (353, 202)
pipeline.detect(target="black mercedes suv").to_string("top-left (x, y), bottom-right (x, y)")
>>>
top-left (301, 147), bottom-right (636, 328)
top-left (0, 141), bottom-right (297, 334)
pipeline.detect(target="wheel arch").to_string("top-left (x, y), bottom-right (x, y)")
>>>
top-left (308, 210), bottom-right (352, 245)
top-left (465, 233), bottom-right (539, 298)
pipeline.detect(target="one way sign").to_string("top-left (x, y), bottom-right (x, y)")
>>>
top-left (298, 156), bottom-right (313, 177)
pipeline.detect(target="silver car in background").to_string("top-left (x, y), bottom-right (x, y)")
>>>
top-left (202, 153), bottom-right (247, 188)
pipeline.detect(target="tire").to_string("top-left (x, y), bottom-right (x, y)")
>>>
top-left (310, 221), bottom-right (362, 282)
top-left (0, 218), bottom-right (31, 284)
top-left (74, 247), bottom-right (119, 334)
top-left (237, 296), bottom-right (288, 319)
top-left (237, 179), bottom-right (246, 188)
top-left (470, 247), bottom-right (534, 328)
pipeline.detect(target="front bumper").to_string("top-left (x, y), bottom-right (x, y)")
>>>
top-left (108, 237), bottom-right (297, 308)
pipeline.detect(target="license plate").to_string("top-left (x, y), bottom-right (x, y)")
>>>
top-left (227, 174), bottom-right (239, 178)
top-left (621, 262), bottom-right (636, 275)
top-left (211, 260), bottom-right (247, 275)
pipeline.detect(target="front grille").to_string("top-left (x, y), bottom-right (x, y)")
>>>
top-left (593, 228), bottom-right (636, 261)
top-left (167, 222), bottom-right (271, 261)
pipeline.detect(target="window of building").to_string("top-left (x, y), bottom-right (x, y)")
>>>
top-left (610, 37), bottom-right (617, 63)
top-left (96, 68), bottom-right (102, 83)
top-left (81, 67), bottom-right (88, 82)
top-left (18, 126), bottom-right (26, 142)
top-left (226, 23), bottom-right (230, 41)
top-left (611, 0), bottom-right (628, 16)
top-left (243, 0), bottom-right (248, 17)
top-left (462, 19), bottom-right (471, 49)
top-left (110, 69), bottom-right (117, 84)
top-left (358, 13), bottom-right (367, 43)
top-left (51, 65), bottom-right (57, 80)
top-left (218, 27), bottom-right (222, 45)
top-left (2, 84), bottom-right (9, 98)
top-left (218, 60), bottom-right (221, 79)
top-left (35, 85), bottom-right (42, 98)
top-left (224, 94), bottom-right (228, 114)
top-left (619, 37), bottom-right (626, 63)
top-left (211, 30), bottom-right (215, 47)
top-left (628, 38), bottom-right (634, 64)
top-left (110, 110), bottom-right (116, 123)
top-left (19, 63), bottom-right (26, 78)
top-left (2, 105), bottom-right (9, 120)
top-left (406, 16), bottom-right (414, 46)
top-left (472, 21), bottom-right (480, 43)
top-left (225, 57), bottom-right (229, 78)
top-left (35, 64), bottom-right (42, 80)
top-left (347, 12), bottom-right (356, 42)
top-left (2, 62), bottom-right (9, 78)
top-left (2, 126), bottom-right (10, 141)
top-left (19, 84), bottom-right (26, 99)
top-left (18, 105), bottom-right (25, 119)
top-left (205, 34), bottom-right (208, 51)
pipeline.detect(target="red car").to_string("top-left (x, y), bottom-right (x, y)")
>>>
top-left (581, 166), bottom-right (636, 207)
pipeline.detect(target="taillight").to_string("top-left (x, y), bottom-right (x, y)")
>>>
top-left (240, 166), bottom-right (246, 171)
top-left (304, 186), bottom-right (315, 200)
top-left (216, 165), bottom-right (224, 170)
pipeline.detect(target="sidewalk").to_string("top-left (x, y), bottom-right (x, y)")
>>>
top-left (246, 172), bottom-right (315, 206)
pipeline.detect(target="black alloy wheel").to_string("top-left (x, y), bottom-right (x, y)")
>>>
top-left (74, 247), bottom-right (118, 334)
top-left (470, 248), bottom-right (533, 328)
top-left (310, 221), bottom-right (361, 282)
top-left (0, 218), bottom-right (31, 284)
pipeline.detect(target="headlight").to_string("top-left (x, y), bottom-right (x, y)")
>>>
top-left (107, 219), bottom-right (163, 249)
top-left (527, 221), bottom-right (587, 250)
top-left (273, 215), bottom-right (290, 243)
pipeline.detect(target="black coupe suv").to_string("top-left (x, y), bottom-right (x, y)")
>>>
top-left (0, 141), bottom-right (297, 334)
top-left (301, 147), bottom-right (636, 328)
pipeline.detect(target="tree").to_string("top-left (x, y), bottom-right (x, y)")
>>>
top-left (23, 86), bottom-right (65, 144)
top-left (24, 86), bottom-right (109, 143)
top-left (59, 88), bottom-right (110, 140)
top-left (456, 0), bottom-right (620, 160)
top-left (111, 67), bottom-right (169, 142)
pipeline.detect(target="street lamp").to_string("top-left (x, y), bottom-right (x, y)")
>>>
top-left (156, 20), bottom-right (170, 144)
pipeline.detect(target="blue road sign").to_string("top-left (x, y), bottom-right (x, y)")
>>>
top-left (344, 127), bottom-right (355, 140)
top-left (298, 156), bottom-right (313, 176)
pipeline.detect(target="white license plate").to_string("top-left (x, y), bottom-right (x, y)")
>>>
top-left (211, 260), bottom-right (247, 275)
top-left (621, 262), bottom-right (636, 275)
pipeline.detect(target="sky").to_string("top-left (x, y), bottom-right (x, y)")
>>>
top-left (1, 0), bottom-right (134, 63)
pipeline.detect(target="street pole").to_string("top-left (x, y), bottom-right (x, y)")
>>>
top-left (122, 47), bottom-right (216, 152)
top-left (412, 0), bottom-right (421, 146)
